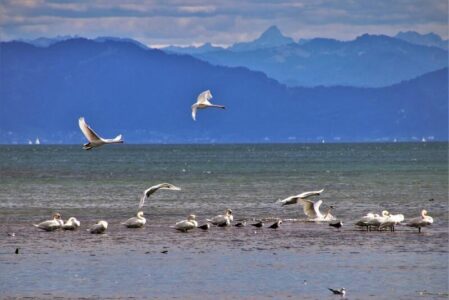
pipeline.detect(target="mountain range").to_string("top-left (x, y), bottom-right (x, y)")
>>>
top-left (0, 38), bottom-right (447, 144)
top-left (163, 26), bottom-right (448, 87)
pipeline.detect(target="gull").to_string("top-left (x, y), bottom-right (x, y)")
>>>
top-left (33, 213), bottom-right (64, 231)
top-left (89, 220), bottom-right (108, 234)
top-left (62, 217), bottom-right (81, 230)
top-left (207, 209), bottom-right (233, 226)
top-left (329, 220), bottom-right (343, 228)
top-left (234, 220), bottom-right (247, 227)
top-left (277, 189), bottom-right (324, 206)
top-left (406, 209), bottom-right (433, 233)
top-left (269, 220), bottom-right (282, 229)
top-left (328, 288), bottom-right (346, 296)
top-left (78, 117), bottom-right (123, 150)
top-left (198, 223), bottom-right (210, 230)
top-left (122, 211), bottom-right (146, 228)
top-left (299, 199), bottom-right (335, 221)
top-left (191, 90), bottom-right (225, 121)
top-left (139, 183), bottom-right (181, 210)
top-left (175, 214), bottom-right (198, 232)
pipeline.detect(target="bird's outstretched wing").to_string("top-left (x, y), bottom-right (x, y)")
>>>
top-left (138, 183), bottom-right (181, 209)
top-left (298, 189), bottom-right (324, 199)
top-left (78, 117), bottom-right (102, 142)
top-left (196, 90), bottom-right (212, 105)
top-left (299, 199), bottom-right (319, 218)
top-left (191, 104), bottom-right (198, 121)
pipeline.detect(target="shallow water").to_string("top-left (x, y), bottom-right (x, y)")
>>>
top-left (0, 143), bottom-right (448, 299)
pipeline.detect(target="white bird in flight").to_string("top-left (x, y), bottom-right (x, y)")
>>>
top-left (191, 90), bottom-right (225, 121)
top-left (277, 189), bottom-right (324, 206)
top-left (138, 183), bottom-right (181, 210)
top-left (78, 117), bottom-right (123, 150)
top-left (299, 199), bottom-right (335, 221)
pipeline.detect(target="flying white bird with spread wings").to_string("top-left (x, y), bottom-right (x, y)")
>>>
top-left (191, 90), bottom-right (225, 121)
top-left (277, 189), bottom-right (324, 206)
top-left (78, 117), bottom-right (123, 150)
top-left (299, 199), bottom-right (335, 221)
top-left (138, 183), bottom-right (181, 210)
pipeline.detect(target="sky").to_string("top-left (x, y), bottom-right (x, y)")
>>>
top-left (0, 0), bottom-right (448, 47)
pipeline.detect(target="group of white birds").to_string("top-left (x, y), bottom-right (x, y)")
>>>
top-left (33, 184), bottom-right (434, 234)
top-left (77, 90), bottom-right (224, 150)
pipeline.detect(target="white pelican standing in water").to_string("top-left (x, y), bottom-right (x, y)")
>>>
top-left (175, 214), bottom-right (198, 232)
top-left (78, 117), bottom-right (123, 150)
top-left (277, 189), bottom-right (324, 206)
top-left (62, 217), bottom-right (81, 230)
top-left (138, 183), bottom-right (181, 210)
top-left (88, 220), bottom-right (108, 234)
top-left (33, 213), bottom-right (64, 231)
top-left (191, 90), bottom-right (225, 121)
top-left (299, 199), bottom-right (336, 221)
top-left (207, 209), bottom-right (233, 226)
top-left (406, 210), bottom-right (433, 233)
top-left (122, 211), bottom-right (146, 228)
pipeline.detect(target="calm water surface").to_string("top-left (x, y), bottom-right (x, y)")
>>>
top-left (0, 143), bottom-right (447, 299)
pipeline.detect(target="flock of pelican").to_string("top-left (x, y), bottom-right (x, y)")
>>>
top-left (32, 185), bottom-right (434, 234)
top-left (37, 90), bottom-right (431, 236)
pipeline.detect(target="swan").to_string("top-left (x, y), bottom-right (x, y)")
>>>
top-left (138, 183), bottom-right (181, 210)
top-left (277, 189), bottom-right (324, 206)
top-left (379, 213), bottom-right (404, 232)
top-left (78, 117), bottom-right (123, 150)
top-left (62, 217), bottom-right (81, 230)
top-left (207, 209), bottom-right (233, 226)
top-left (33, 213), bottom-right (64, 231)
top-left (299, 199), bottom-right (335, 221)
top-left (366, 211), bottom-right (390, 231)
top-left (406, 209), bottom-right (433, 233)
top-left (175, 214), bottom-right (198, 232)
top-left (191, 90), bottom-right (225, 121)
top-left (355, 213), bottom-right (376, 231)
top-left (89, 220), bottom-right (108, 234)
top-left (122, 211), bottom-right (146, 228)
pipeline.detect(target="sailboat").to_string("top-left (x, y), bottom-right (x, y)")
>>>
top-left (35, 137), bottom-right (41, 145)
top-left (28, 140), bottom-right (33, 145)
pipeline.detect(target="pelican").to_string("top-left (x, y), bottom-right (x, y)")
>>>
top-left (89, 220), bottom-right (108, 234)
top-left (191, 90), bottom-right (225, 121)
top-left (299, 199), bottom-right (335, 221)
top-left (379, 212), bottom-right (404, 232)
top-left (122, 211), bottom-right (146, 228)
top-left (62, 217), bottom-right (81, 230)
top-left (277, 189), bottom-right (324, 206)
top-left (175, 214), bottom-right (198, 232)
top-left (33, 213), bottom-right (64, 231)
top-left (78, 117), bottom-right (123, 150)
top-left (406, 210), bottom-right (433, 233)
top-left (207, 209), bottom-right (233, 226)
top-left (139, 183), bottom-right (181, 210)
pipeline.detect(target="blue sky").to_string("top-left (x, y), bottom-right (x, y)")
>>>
top-left (0, 0), bottom-right (447, 47)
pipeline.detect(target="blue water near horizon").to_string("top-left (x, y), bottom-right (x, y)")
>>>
top-left (0, 142), bottom-right (447, 299)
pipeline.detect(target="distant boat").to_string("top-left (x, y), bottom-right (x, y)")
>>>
top-left (321, 139), bottom-right (325, 144)
top-left (421, 137), bottom-right (426, 143)
top-left (35, 137), bottom-right (40, 145)
top-left (28, 140), bottom-right (33, 145)
top-left (393, 138), bottom-right (397, 143)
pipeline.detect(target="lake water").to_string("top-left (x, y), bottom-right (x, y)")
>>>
top-left (0, 143), bottom-right (448, 299)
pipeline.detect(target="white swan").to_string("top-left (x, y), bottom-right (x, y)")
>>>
top-left (122, 211), bottom-right (146, 228)
top-left (33, 213), bottom-right (64, 231)
top-left (191, 90), bottom-right (225, 121)
top-left (89, 220), bottom-right (108, 234)
top-left (62, 217), bottom-right (81, 230)
top-left (299, 199), bottom-right (335, 221)
top-left (355, 212), bottom-right (376, 230)
top-left (406, 209), bottom-right (433, 233)
top-left (277, 189), bottom-right (324, 206)
top-left (175, 214), bottom-right (198, 232)
top-left (366, 211), bottom-right (390, 230)
top-left (379, 212), bottom-right (404, 232)
top-left (138, 183), bottom-right (181, 209)
top-left (78, 117), bottom-right (123, 150)
top-left (207, 209), bottom-right (233, 226)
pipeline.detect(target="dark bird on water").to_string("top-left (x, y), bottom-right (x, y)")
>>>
top-left (269, 220), bottom-right (282, 229)
top-left (328, 288), bottom-right (346, 296)
top-left (234, 221), bottom-right (247, 227)
top-left (15, 248), bottom-right (19, 254)
top-left (329, 220), bottom-right (343, 228)
top-left (161, 250), bottom-right (168, 254)
top-left (198, 223), bottom-right (210, 230)
top-left (251, 221), bottom-right (263, 228)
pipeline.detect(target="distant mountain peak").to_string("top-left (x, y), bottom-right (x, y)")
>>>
top-left (394, 31), bottom-right (447, 50)
top-left (230, 25), bottom-right (294, 52)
